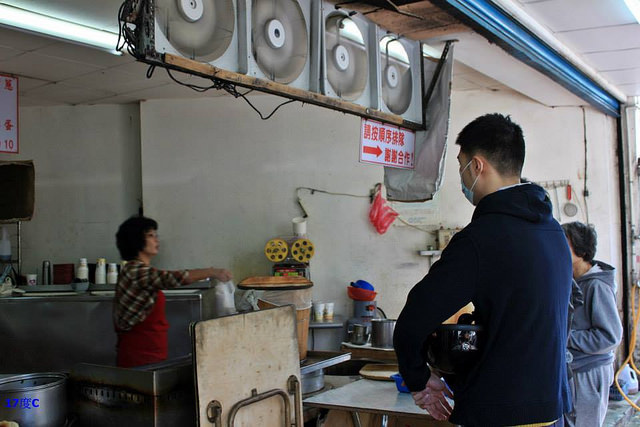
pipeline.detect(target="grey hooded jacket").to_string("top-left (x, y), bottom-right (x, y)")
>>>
top-left (568, 261), bottom-right (623, 373)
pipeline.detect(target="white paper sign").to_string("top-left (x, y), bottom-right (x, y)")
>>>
top-left (359, 118), bottom-right (415, 170)
top-left (0, 74), bottom-right (18, 154)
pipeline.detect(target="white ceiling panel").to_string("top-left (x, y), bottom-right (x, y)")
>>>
top-left (63, 69), bottom-right (170, 95)
top-left (0, 51), bottom-right (101, 81)
top-left (583, 49), bottom-right (640, 72)
top-left (38, 42), bottom-right (134, 69)
top-left (617, 82), bottom-right (640, 96)
top-left (24, 82), bottom-right (113, 105)
top-left (0, 46), bottom-right (21, 61)
top-left (1, 0), bottom-right (123, 32)
top-left (0, 26), bottom-right (56, 51)
top-left (17, 76), bottom-right (48, 92)
top-left (556, 24), bottom-right (640, 54)
top-left (601, 68), bottom-right (640, 85)
top-left (518, 0), bottom-right (635, 32)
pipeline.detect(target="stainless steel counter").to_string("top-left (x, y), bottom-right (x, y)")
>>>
top-left (0, 288), bottom-right (216, 373)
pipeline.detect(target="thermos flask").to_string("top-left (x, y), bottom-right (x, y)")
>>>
top-left (42, 260), bottom-right (52, 285)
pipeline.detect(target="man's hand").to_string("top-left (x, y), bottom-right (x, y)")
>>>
top-left (411, 373), bottom-right (453, 421)
top-left (211, 268), bottom-right (233, 282)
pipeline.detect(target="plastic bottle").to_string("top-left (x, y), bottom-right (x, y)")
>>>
top-left (77, 258), bottom-right (89, 281)
top-left (95, 258), bottom-right (106, 285)
top-left (107, 263), bottom-right (118, 285)
top-left (0, 226), bottom-right (11, 262)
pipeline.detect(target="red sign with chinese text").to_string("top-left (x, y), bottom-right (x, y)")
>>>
top-left (0, 74), bottom-right (18, 153)
top-left (359, 118), bottom-right (415, 169)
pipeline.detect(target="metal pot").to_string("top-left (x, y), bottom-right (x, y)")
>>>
top-left (371, 318), bottom-right (396, 348)
top-left (0, 372), bottom-right (67, 427)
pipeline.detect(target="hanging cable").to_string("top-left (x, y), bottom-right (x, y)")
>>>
top-left (614, 282), bottom-right (640, 410)
top-left (296, 186), bottom-right (438, 234)
top-left (581, 107), bottom-right (590, 223)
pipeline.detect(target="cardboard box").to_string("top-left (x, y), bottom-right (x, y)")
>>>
top-left (0, 160), bottom-right (34, 221)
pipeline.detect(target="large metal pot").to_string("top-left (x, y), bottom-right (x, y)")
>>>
top-left (0, 372), bottom-right (67, 427)
top-left (371, 318), bottom-right (396, 348)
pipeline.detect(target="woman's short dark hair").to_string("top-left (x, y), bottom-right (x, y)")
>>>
top-left (116, 216), bottom-right (158, 261)
top-left (562, 221), bottom-right (597, 263)
top-left (456, 113), bottom-right (525, 177)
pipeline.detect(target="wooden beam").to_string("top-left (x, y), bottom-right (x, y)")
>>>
top-left (161, 53), bottom-right (424, 130)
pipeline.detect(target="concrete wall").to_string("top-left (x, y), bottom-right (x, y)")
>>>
top-left (0, 104), bottom-right (141, 278)
top-left (139, 88), bottom-right (621, 323)
top-left (4, 86), bottom-right (621, 336)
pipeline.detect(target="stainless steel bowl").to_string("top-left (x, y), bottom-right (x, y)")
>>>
top-left (0, 372), bottom-right (67, 427)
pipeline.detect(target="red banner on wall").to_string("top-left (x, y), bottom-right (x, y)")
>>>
top-left (0, 74), bottom-right (18, 154)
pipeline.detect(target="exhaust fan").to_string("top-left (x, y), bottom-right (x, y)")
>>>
top-left (378, 33), bottom-right (423, 123)
top-left (154, 0), bottom-right (241, 71)
top-left (323, 12), bottom-right (371, 102)
top-left (248, 0), bottom-right (312, 87)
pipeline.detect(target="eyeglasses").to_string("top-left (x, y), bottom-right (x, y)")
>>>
top-left (145, 232), bottom-right (159, 239)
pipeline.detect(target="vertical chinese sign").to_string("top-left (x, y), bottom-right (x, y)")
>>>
top-left (359, 118), bottom-right (415, 169)
top-left (0, 74), bottom-right (18, 154)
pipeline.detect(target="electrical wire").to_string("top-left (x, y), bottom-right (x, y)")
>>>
top-left (296, 186), bottom-right (438, 234)
top-left (117, 0), bottom-right (296, 121)
top-left (581, 107), bottom-right (590, 223)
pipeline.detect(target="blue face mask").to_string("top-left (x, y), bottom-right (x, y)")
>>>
top-left (460, 160), bottom-right (480, 205)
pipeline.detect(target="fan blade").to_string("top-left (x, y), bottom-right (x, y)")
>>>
top-left (381, 58), bottom-right (412, 114)
top-left (252, 0), bottom-right (308, 83)
top-left (325, 16), bottom-right (368, 100)
top-left (157, 0), bottom-right (234, 61)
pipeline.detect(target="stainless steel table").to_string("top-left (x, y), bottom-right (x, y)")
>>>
top-left (303, 378), bottom-right (434, 426)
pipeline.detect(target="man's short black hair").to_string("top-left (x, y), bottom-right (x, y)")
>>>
top-left (116, 216), bottom-right (158, 261)
top-left (456, 113), bottom-right (525, 176)
top-left (562, 221), bottom-right (597, 264)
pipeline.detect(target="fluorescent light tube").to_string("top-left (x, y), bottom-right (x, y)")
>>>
top-left (0, 4), bottom-right (121, 55)
top-left (624, 0), bottom-right (640, 23)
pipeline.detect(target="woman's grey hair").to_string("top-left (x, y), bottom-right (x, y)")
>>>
top-left (561, 221), bottom-right (597, 263)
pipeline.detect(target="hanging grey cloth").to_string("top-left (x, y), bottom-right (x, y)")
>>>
top-left (384, 44), bottom-right (454, 202)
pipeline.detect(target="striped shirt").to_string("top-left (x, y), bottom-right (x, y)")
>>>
top-left (113, 260), bottom-right (190, 331)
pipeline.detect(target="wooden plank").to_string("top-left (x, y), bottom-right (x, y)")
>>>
top-left (340, 344), bottom-right (398, 362)
top-left (238, 276), bottom-right (313, 289)
top-left (192, 306), bottom-right (302, 426)
top-left (161, 54), bottom-right (424, 130)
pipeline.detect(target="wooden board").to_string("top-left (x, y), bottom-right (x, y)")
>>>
top-left (359, 364), bottom-right (399, 381)
top-left (192, 306), bottom-right (302, 426)
top-left (238, 276), bottom-right (313, 289)
top-left (340, 345), bottom-right (398, 362)
top-left (162, 54), bottom-right (425, 131)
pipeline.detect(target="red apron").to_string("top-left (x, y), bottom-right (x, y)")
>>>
top-left (116, 290), bottom-right (169, 368)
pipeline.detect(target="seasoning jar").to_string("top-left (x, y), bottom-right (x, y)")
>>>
top-left (77, 258), bottom-right (89, 282)
top-left (95, 258), bottom-right (106, 285)
top-left (107, 263), bottom-right (118, 285)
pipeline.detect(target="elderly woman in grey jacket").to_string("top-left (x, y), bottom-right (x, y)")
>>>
top-left (562, 222), bottom-right (623, 427)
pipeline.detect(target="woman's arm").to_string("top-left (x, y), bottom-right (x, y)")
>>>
top-left (186, 267), bottom-right (233, 284)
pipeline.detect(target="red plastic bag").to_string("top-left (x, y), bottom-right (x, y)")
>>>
top-left (369, 187), bottom-right (398, 234)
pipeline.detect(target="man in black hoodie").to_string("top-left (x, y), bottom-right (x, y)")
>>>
top-left (394, 113), bottom-right (573, 426)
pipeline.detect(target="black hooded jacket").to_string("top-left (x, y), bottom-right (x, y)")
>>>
top-left (394, 183), bottom-right (572, 426)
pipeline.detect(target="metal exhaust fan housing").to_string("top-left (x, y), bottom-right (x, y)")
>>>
top-left (377, 30), bottom-right (423, 125)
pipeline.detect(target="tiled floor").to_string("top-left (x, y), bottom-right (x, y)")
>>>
top-left (604, 395), bottom-right (640, 426)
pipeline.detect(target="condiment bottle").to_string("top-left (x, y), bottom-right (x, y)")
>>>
top-left (95, 258), bottom-right (106, 285)
top-left (107, 263), bottom-right (118, 285)
top-left (77, 258), bottom-right (89, 282)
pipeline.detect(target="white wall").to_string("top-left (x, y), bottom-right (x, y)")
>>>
top-left (140, 88), bottom-right (621, 322)
top-left (0, 104), bottom-right (141, 278)
top-left (5, 87), bottom-right (621, 327)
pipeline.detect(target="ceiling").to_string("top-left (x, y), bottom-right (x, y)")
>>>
top-left (0, 0), bottom-right (637, 108)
